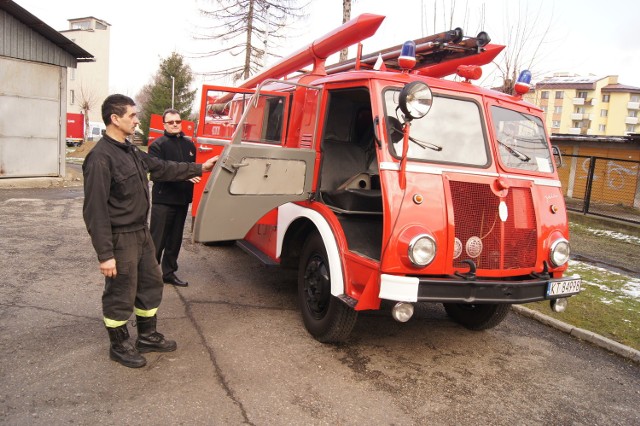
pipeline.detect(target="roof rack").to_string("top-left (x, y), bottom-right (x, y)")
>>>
top-left (326, 28), bottom-right (505, 78)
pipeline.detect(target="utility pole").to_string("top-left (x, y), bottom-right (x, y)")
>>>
top-left (170, 75), bottom-right (175, 109)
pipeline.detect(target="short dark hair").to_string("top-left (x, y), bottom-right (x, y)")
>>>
top-left (102, 94), bottom-right (136, 126)
top-left (162, 108), bottom-right (180, 121)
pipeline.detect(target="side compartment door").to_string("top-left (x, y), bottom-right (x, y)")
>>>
top-left (193, 90), bottom-right (317, 242)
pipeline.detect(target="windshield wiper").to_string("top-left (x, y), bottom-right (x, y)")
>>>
top-left (388, 116), bottom-right (442, 152)
top-left (408, 135), bottom-right (442, 151)
top-left (497, 139), bottom-right (530, 162)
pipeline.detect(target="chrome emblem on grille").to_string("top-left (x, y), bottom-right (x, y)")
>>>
top-left (453, 237), bottom-right (462, 259)
top-left (466, 236), bottom-right (483, 258)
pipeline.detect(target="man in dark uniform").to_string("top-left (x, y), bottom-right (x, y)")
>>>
top-left (82, 94), bottom-right (217, 368)
top-left (149, 109), bottom-right (196, 287)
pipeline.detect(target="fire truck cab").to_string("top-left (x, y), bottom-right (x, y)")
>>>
top-left (192, 14), bottom-right (581, 342)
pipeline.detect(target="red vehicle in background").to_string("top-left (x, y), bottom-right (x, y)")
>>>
top-left (66, 112), bottom-right (84, 147)
top-left (147, 113), bottom-right (195, 146)
top-left (190, 14), bottom-right (581, 343)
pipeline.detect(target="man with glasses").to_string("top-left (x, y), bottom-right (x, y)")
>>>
top-left (149, 109), bottom-right (197, 287)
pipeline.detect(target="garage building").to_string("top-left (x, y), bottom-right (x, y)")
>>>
top-left (0, 0), bottom-right (93, 179)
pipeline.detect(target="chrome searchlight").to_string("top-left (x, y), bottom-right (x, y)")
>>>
top-left (550, 298), bottom-right (568, 313)
top-left (392, 302), bottom-right (415, 322)
top-left (399, 81), bottom-right (433, 120)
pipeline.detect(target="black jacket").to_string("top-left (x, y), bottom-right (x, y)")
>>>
top-left (83, 134), bottom-right (202, 262)
top-left (148, 131), bottom-right (196, 205)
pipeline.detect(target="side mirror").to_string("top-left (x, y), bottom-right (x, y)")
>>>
top-left (552, 145), bottom-right (563, 168)
top-left (386, 116), bottom-right (404, 144)
top-left (399, 81), bottom-right (433, 120)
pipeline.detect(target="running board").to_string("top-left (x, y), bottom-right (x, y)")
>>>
top-left (236, 240), bottom-right (279, 267)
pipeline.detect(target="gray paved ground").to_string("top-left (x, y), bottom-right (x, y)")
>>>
top-left (0, 183), bottom-right (639, 425)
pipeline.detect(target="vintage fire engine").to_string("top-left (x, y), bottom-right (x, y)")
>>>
top-left (191, 14), bottom-right (581, 342)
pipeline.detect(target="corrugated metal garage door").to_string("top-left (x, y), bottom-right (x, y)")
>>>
top-left (0, 57), bottom-right (64, 178)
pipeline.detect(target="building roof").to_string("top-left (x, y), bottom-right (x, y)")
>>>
top-left (601, 84), bottom-right (640, 94)
top-left (535, 75), bottom-right (606, 90)
top-left (68, 16), bottom-right (111, 26)
top-left (0, 0), bottom-right (94, 62)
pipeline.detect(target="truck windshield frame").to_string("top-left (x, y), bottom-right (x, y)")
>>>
top-left (384, 88), bottom-right (491, 168)
top-left (490, 105), bottom-right (554, 173)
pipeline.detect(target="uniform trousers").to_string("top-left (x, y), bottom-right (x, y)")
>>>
top-left (102, 228), bottom-right (163, 325)
top-left (149, 203), bottom-right (189, 280)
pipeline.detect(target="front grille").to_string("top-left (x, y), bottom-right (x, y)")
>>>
top-left (449, 181), bottom-right (537, 270)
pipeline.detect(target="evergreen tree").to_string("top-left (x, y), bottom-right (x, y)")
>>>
top-left (136, 53), bottom-right (197, 144)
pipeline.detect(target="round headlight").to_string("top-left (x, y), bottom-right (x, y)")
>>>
top-left (399, 81), bottom-right (433, 120)
top-left (408, 234), bottom-right (437, 266)
top-left (550, 238), bottom-right (570, 267)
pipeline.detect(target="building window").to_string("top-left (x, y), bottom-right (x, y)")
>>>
top-left (554, 106), bottom-right (562, 114)
top-left (600, 109), bottom-right (608, 117)
top-left (552, 121), bottom-right (560, 128)
top-left (602, 94), bottom-right (610, 102)
top-left (70, 68), bottom-right (76, 81)
top-left (631, 95), bottom-right (640, 103)
top-left (629, 110), bottom-right (638, 118)
top-left (577, 91), bottom-right (588, 99)
top-left (599, 124), bottom-right (606, 132)
top-left (70, 90), bottom-right (75, 105)
top-left (626, 124), bottom-right (635, 132)
top-left (575, 107), bottom-right (585, 113)
top-left (572, 121), bottom-right (581, 128)
top-left (540, 91), bottom-right (549, 99)
top-left (71, 21), bottom-right (91, 30)
top-left (555, 91), bottom-right (564, 99)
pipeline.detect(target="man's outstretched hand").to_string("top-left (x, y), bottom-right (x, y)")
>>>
top-left (202, 155), bottom-right (219, 172)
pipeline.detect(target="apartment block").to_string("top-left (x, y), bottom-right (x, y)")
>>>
top-left (60, 17), bottom-right (110, 123)
top-left (525, 74), bottom-right (640, 137)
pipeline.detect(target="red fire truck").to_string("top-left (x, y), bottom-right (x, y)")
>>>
top-left (191, 14), bottom-right (581, 342)
top-left (66, 112), bottom-right (84, 147)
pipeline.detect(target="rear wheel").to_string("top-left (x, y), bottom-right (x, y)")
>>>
top-left (443, 303), bottom-right (510, 330)
top-left (298, 233), bottom-right (357, 343)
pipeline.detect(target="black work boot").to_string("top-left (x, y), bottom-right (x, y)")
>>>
top-left (135, 315), bottom-right (177, 353)
top-left (106, 325), bottom-right (147, 368)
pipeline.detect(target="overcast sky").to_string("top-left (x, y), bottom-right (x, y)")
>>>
top-left (13, 0), bottom-right (640, 98)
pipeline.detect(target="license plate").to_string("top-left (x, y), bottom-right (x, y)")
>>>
top-left (547, 278), bottom-right (582, 297)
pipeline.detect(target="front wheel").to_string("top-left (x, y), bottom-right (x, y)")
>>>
top-left (298, 233), bottom-right (357, 343)
top-left (443, 303), bottom-right (510, 330)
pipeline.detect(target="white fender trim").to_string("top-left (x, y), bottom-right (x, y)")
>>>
top-left (277, 203), bottom-right (345, 296)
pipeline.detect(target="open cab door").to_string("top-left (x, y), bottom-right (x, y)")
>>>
top-left (193, 88), bottom-right (318, 243)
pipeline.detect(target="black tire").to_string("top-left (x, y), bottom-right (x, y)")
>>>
top-left (298, 233), bottom-right (357, 343)
top-left (443, 303), bottom-right (511, 330)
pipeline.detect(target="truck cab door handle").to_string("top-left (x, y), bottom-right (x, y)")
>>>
top-left (199, 146), bottom-right (213, 152)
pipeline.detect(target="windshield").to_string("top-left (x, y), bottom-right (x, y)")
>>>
top-left (491, 106), bottom-right (553, 173)
top-left (385, 89), bottom-right (489, 167)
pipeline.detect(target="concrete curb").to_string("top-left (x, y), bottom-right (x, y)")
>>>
top-left (512, 305), bottom-right (640, 364)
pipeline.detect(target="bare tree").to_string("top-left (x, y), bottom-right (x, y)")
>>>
top-left (494, 2), bottom-right (554, 94)
top-left (193, 0), bottom-right (307, 82)
top-left (339, 0), bottom-right (352, 62)
top-left (418, 0), bottom-right (554, 94)
top-left (78, 86), bottom-right (98, 143)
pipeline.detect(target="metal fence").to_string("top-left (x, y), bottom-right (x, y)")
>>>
top-left (559, 154), bottom-right (640, 224)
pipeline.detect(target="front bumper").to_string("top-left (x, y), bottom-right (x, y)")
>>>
top-left (379, 273), bottom-right (581, 304)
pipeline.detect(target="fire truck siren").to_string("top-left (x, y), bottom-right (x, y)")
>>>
top-left (398, 40), bottom-right (417, 70)
top-left (514, 70), bottom-right (532, 95)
